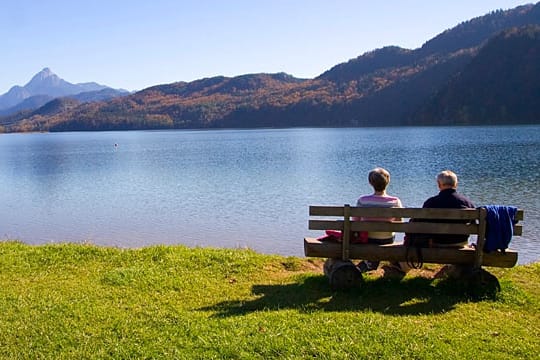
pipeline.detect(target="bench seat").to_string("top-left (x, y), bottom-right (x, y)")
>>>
top-left (304, 237), bottom-right (518, 268)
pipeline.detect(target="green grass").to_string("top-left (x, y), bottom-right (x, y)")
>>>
top-left (0, 241), bottom-right (538, 359)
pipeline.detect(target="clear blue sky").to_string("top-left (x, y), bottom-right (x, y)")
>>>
top-left (0, 0), bottom-right (533, 93)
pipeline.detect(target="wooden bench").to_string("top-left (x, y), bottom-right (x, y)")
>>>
top-left (304, 205), bottom-right (524, 289)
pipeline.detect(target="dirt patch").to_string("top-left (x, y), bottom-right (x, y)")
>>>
top-left (300, 258), bottom-right (326, 271)
top-left (367, 263), bottom-right (455, 279)
top-left (302, 258), bottom-right (448, 279)
top-left (299, 258), bottom-right (457, 280)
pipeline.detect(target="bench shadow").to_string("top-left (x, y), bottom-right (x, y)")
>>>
top-left (201, 271), bottom-right (499, 318)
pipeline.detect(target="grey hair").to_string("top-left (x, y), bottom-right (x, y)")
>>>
top-left (437, 170), bottom-right (458, 188)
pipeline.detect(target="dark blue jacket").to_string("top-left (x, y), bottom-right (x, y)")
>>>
top-left (423, 188), bottom-right (475, 209)
top-left (484, 205), bottom-right (518, 252)
top-left (422, 188), bottom-right (475, 244)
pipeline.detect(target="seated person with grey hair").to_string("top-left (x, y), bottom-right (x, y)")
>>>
top-left (420, 170), bottom-right (475, 247)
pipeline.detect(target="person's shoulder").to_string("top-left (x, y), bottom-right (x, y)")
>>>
top-left (455, 191), bottom-right (474, 204)
top-left (422, 195), bottom-right (438, 208)
top-left (359, 194), bottom-right (402, 208)
top-left (385, 195), bottom-right (401, 205)
top-left (459, 194), bottom-right (475, 208)
top-left (384, 194), bottom-right (402, 205)
top-left (357, 194), bottom-right (377, 201)
top-left (356, 194), bottom-right (371, 206)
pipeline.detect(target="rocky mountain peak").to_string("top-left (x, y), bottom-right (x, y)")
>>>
top-left (0, 68), bottom-right (125, 113)
top-left (25, 67), bottom-right (64, 89)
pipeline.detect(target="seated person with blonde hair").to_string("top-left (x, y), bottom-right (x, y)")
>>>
top-left (356, 167), bottom-right (403, 272)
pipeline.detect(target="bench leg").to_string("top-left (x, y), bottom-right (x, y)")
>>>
top-left (463, 268), bottom-right (501, 299)
top-left (323, 258), bottom-right (363, 291)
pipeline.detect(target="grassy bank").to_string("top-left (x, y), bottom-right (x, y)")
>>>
top-left (0, 241), bottom-right (538, 359)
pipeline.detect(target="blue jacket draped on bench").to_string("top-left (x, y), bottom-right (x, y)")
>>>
top-left (484, 205), bottom-right (518, 253)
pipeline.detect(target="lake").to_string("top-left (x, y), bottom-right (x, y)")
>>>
top-left (1, 125), bottom-right (539, 264)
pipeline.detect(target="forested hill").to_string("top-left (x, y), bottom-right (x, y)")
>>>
top-left (412, 25), bottom-right (540, 125)
top-left (2, 3), bottom-right (540, 133)
top-left (318, 3), bottom-right (540, 83)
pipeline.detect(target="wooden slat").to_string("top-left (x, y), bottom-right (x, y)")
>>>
top-left (310, 206), bottom-right (482, 220)
top-left (304, 238), bottom-right (518, 268)
top-left (310, 206), bottom-right (524, 221)
top-left (350, 221), bottom-right (479, 235)
top-left (311, 206), bottom-right (524, 218)
top-left (309, 220), bottom-right (479, 235)
top-left (342, 205), bottom-right (351, 260)
top-left (309, 206), bottom-right (345, 216)
top-left (350, 207), bottom-right (482, 220)
top-left (309, 205), bottom-right (478, 220)
top-left (309, 220), bottom-right (344, 231)
top-left (309, 220), bottom-right (522, 236)
top-left (474, 207), bottom-right (488, 269)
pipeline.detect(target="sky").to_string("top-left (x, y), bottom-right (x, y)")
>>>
top-left (0, 0), bottom-right (534, 93)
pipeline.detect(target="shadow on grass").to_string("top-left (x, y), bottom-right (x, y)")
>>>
top-left (202, 272), bottom-right (499, 317)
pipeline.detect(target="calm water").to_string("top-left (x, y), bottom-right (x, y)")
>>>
top-left (1, 126), bottom-right (539, 264)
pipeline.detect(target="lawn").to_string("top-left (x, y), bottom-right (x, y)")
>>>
top-left (0, 241), bottom-right (538, 359)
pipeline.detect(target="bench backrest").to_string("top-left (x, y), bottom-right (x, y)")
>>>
top-left (309, 206), bottom-right (523, 235)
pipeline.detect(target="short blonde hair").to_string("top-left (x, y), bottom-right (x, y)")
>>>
top-left (437, 170), bottom-right (458, 188)
top-left (368, 167), bottom-right (390, 192)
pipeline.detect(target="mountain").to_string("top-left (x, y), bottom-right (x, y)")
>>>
top-left (0, 68), bottom-right (128, 113)
top-left (21, 67), bottom-right (91, 97)
top-left (2, 2), bottom-right (540, 133)
top-left (318, 46), bottom-right (416, 83)
top-left (417, 3), bottom-right (540, 55)
top-left (412, 25), bottom-right (540, 125)
top-left (0, 97), bottom-right (82, 129)
top-left (318, 4), bottom-right (540, 83)
top-left (71, 88), bottom-right (130, 103)
top-left (0, 94), bottom-right (54, 116)
top-left (45, 73), bottom-right (318, 131)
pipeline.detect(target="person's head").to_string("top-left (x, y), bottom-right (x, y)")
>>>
top-left (436, 170), bottom-right (458, 190)
top-left (368, 167), bottom-right (391, 192)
